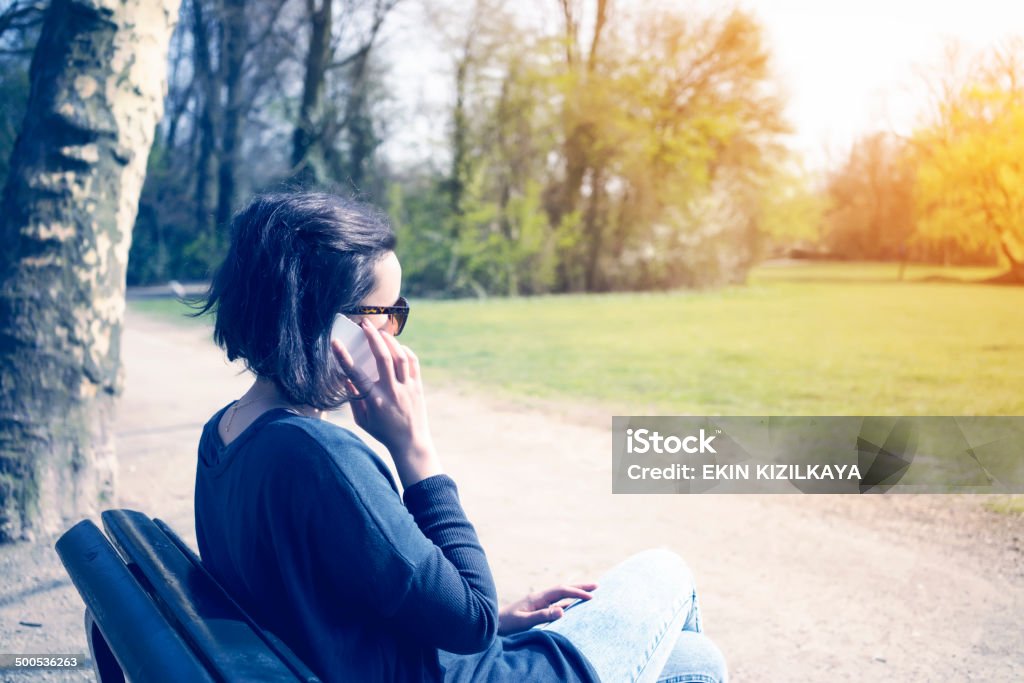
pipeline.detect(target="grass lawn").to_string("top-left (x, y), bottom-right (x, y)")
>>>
top-left (984, 496), bottom-right (1024, 515)
top-left (129, 297), bottom-right (211, 322)
top-left (130, 261), bottom-right (1024, 416)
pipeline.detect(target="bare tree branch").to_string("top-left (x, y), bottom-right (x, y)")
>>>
top-left (325, 0), bottom-right (399, 71)
top-left (0, 1), bottom-right (45, 39)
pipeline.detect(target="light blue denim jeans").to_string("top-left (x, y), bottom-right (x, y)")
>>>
top-left (534, 548), bottom-right (728, 683)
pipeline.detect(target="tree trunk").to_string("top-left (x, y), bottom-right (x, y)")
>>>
top-left (215, 0), bottom-right (247, 229)
top-left (291, 0), bottom-right (332, 180)
top-left (987, 232), bottom-right (1024, 284)
top-left (191, 0), bottom-right (219, 239)
top-left (583, 165), bottom-right (606, 291)
top-left (448, 51), bottom-right (470, 215)
top-left (0, 0), bottom-right (179, 542)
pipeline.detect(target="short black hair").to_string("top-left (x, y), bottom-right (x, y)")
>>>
top-left (187, 192), bottom-right (396, 410)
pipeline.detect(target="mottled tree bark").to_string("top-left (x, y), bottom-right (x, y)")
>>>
top-left (0, 0), bottom-right (180, 542)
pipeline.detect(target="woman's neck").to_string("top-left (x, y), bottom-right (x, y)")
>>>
top-left (243, 376), bottom-right (324, 420)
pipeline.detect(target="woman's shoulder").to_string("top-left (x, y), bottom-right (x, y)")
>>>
top-left (263, 412), bottom-right (361, 447)
top-left (261, 413), bottom-right (397, 489)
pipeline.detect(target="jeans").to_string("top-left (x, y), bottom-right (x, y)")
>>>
top-left (534, 548), bottom-right (728, 683)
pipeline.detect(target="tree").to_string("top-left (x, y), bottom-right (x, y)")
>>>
top-left (290, 0), bottom-right (399, 188)
top-left (911, 40), bottom-right (1024, 279)
top-left (0, 0), bottom-right (180, 542)
top-left (128, 0), bottom-right (295, 285)
top-left (190, 0), bottom-right (286, 247)
top-left (823, 131), bottom-right (916, 260)
top-left (547, 4), bottom-right (790, 290)
top-left (398, 1), bottom-right (791, 296)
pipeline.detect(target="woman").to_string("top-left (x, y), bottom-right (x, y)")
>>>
top-left (191, 192), bottom-right (728, 682)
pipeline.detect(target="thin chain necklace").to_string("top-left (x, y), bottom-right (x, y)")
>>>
top-left (224, 395), bottom-right (310, 434)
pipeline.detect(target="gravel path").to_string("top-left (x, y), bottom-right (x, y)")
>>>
top-left (1, 308), bottom-right (1021, 682)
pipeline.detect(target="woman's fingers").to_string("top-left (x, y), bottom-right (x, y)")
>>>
top-left (536, 584), bottom-right (596, 606)
top-left (356, 320), bottom-right (413, 385)
top-left (518, 606), bottom-right (564, 629)
top-left (359, 320), bottom-right (397, 385)
top-left (332, 339), bottom-right (372, 391)
top-left (402, 345), bottom-right (421, 381)
top-left (379, 331), bottom-right (410, 383)
top-left (331, 338), bottom-right (355, 369)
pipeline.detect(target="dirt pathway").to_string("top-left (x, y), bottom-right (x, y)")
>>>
top-left (1, 308), bottom-right (1021, 682)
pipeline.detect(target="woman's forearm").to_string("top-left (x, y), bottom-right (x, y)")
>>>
top-left (391, 436), bottom-right (444, 489)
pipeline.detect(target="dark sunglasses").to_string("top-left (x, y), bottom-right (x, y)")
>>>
top-left (340, 296), bottom-right (410, 336)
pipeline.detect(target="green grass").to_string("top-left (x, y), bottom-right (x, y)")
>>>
top-left (984, 496), bottom-right (1024, 515)
top-left (752, 260), bottom-right (1004, 284)
top-left (128, 297), bottom-right (210, 324)
top-left (130, 261), bottom-right (1024, 415)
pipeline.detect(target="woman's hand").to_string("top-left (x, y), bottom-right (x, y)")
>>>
top-left (332, 320), bottom-right (443, 488)
top-left (497, 583), bottom-right (598, 636)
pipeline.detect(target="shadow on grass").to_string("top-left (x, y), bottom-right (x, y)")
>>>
top-left (760, 272), bottom-right (1023, 286)
top-left (914, 270), bottom-right (1024, 286)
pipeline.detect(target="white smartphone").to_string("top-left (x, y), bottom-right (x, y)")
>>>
top-left (330, 314), bottom-right (380, 384)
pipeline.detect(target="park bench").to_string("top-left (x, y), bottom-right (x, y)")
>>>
top-left (54, 509), bottom-right (321, 682)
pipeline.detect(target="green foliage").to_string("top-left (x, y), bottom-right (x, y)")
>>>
top-left (549, 8), bottom-right (791, 290)
top-left (127, 140), bottom-right (228, 285)
top-left (454, 178), bottom-right (562, 296)
top-left (4, 0), bottom-right (795, 293)
top-left (389, 174), bottom-right (567, 297)
top-left (399, 3), bottom-right (793, 297)
top-left (757, 166), bottom-right (826, 245)
top-left (387, 181), bottom-right (459, 296)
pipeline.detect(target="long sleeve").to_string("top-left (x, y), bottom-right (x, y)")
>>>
top-left (283, 425), bottom-right (498, 655)
top-left (393, 474), bottom-right (499, 653)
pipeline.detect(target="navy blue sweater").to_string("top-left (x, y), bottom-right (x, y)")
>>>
top-left (194, 403), bottom-right (599, 682)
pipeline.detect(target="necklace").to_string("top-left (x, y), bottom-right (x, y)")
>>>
top-left (224, 397), bottom-right (260, 434)
top-left (223, 395), bottom-right (317, 434)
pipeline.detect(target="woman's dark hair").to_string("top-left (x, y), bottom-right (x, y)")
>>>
top-left (187, 192), bottom-right (396, 410)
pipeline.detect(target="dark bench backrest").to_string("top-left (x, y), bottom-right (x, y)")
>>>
top-left (55, 509), bottom-right (321, 682)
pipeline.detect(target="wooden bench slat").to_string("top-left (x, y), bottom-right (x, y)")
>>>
top-left (151, 517), bottom-right (322, 683)
top-left (54, 519), bottom-right (218, 683)
top-left (100, 509), bottom-right (303, 682)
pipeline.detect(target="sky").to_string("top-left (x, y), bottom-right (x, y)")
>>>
top-left (744, 0), bottom-right (1024, 169)
top-left (381, 0), bottom-right (1024, 174)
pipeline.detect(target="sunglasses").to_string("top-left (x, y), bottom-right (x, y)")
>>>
top-left (340, 296), bottom-right (410, 336)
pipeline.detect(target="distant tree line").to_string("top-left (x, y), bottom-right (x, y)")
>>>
top-left (391, 1), bottom-right (805, 294)
top-left (129, 0), bottom-right (399, 284)
top-left (0, 0), bottom-right (812, 294)
top-left (3, 1), bottom-right (1021, 295)
top-left (821, 40), bottom-right (1024, 280)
